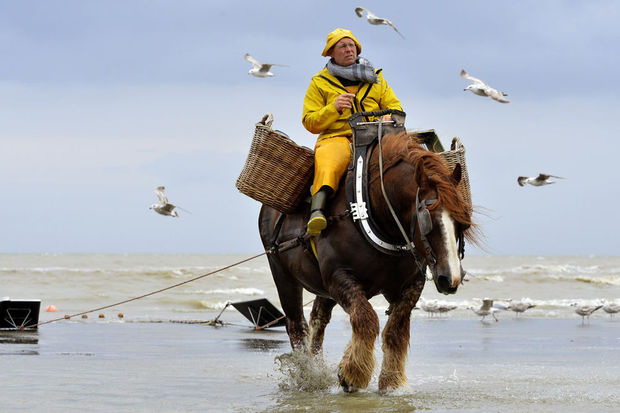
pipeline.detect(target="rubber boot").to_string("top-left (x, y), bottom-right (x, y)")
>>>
top-left (306, 188), bottom-right (329, 236)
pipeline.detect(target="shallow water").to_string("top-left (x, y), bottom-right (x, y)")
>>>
top-left (2, 254), bottom-right (620, 411)
top-left (2, 317), bottom-right (619, 412)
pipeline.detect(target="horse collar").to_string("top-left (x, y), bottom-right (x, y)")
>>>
top-left (346, 151), bottom-right (410, 255)
top-left (345, 141), bottom-right (436, 266)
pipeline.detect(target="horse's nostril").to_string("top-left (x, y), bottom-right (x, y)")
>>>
top-left (435, 274), bottom-right (458, 295)
top-left (436, 275), bottom-right (450, 291)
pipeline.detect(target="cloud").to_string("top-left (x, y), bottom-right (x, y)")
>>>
top-left (1, 1), bottom-right (619, 254)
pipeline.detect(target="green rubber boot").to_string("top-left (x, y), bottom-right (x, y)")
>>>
top-left (306, 188), bottom-right (329, 236)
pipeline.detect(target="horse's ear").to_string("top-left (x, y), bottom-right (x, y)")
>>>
top-left (451, 163), bottom-right (462, 185)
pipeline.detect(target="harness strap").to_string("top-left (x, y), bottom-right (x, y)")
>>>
top-left (376, 121), bottom-right (423, 268)
top-left (269, 213), bottom-right (287, 248)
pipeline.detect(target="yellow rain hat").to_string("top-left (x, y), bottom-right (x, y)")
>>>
top-left (321, 28), bottom-right (362, 57)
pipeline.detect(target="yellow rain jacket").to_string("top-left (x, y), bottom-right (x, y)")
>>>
top-left (302, 66), bottom-right (402, 142)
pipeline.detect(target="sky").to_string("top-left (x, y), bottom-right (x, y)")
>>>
top-left (1, 0), bottom-right (619, 256)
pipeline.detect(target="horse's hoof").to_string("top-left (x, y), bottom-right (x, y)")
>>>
top-left (337, 368), bottom-right (359, 393)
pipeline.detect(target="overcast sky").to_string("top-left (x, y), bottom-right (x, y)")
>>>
top-left (1, 0), bottom-right (619, 256)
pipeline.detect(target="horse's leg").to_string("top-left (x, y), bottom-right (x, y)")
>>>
top-left (308, 296), bottom-right (336, 356)
top-left (266, 254), bottom-right (309, 352)
top-left (378, 281), bottom-right (424, 392)
top-left (329, 273), bottom-right (380, 392)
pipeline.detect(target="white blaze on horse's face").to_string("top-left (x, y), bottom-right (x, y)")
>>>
top-left (438, 208), bottom-right (462, 288)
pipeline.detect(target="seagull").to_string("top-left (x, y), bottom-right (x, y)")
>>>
top-left (571, 303), bottom-right (602, 324)
top-left (150, 186), bottom-right (190, 217)
top-left (354, 7), bottom-right (404, 39)
top-left (468, 298), bottom-right (499, 322)
top-left (517, 173), bottom-right (564, 187)
top-left (244, 53), bottom-right (285, 78)
top-left (436, 302), bottom-right (458, 316)
top-left (602, 300), bottom-right (620, 318)
top-left (460, 69), bottom-right (509, 103)
top-left (417, 298), bottom-right (440, 317)
top-left (507, 300), bottom-right (536, 317)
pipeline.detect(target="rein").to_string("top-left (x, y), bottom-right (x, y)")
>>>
top-left (376, 120), bottom-right (436, 274)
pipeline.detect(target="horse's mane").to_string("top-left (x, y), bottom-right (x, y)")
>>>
top-left (368, 132), bottom-right (474, 232)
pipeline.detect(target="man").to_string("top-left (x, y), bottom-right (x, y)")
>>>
top-left (302, 28), bottom-right (403, 236)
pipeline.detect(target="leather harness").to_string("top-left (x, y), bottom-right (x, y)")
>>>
top-left (345, 109), bottom-right (438, 275)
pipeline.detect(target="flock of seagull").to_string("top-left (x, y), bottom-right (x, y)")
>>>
top-left (145, 8), bottom-right (615, 333)
top-left (417, 297), bottom-right (620, 323)
top-left (242, 7), bottom-right (563, 188)
top-left (155, 6), bottom-right (563, 217)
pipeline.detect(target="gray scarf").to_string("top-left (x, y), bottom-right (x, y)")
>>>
top-left (326, 56), bottom-right (378, 84)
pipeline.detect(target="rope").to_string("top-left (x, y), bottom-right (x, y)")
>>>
top-left (21, 251), bottom-right (267, 330)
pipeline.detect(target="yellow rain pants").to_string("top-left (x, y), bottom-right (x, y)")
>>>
top-left (311, 136), bottom-right (352, 195)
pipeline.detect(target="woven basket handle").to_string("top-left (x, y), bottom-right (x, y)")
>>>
top-left (451, 136), bottom-right (464, 151)
top-left (259, 113), bottom-right (274, 129)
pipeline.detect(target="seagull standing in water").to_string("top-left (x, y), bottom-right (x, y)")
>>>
top-left (436, 302), bottom-right (458, 316)
top-left (517, 173), bottom-right (564, 187)
top-left (460, 69), bottom-right (509, 103)
top-left (150, 186), bottom-right (190, 217)
top-left (507, 300), bottom-right (536, 317)
top-left (468, 298), bottom-right (499, 322)
top-left (602, 300), bottom-right (620, 318)
top-left (244, 53), bottom-right (285, 78)
top-left (417, 298), bottom-right (440, 317)
top-left (354, 7), bottom-right (404, 39)
top-left (571, 303), bottom-right (602, 324)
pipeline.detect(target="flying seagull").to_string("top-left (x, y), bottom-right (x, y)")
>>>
top-left (468, 298), bottom-right (499, 322)
top-left (150, 186), bottom-right (190, 217)
top-left (244, 53), bottom-right (285, 78)
top-left (517, 173), bottom-right (564, 187)
top-left (571, 303), bottom-right (602, 324)
top-left (354, 7), bottom-right (404, 39)
top-left (460, 69), bottom-right (509, 103)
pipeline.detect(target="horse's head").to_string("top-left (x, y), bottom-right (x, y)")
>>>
top-left (367, 133), bottom-right (475, 294)
top-left (412, 160), bottom-right (470, 295)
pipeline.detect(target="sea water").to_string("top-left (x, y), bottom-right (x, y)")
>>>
top-left (1, 254), bottom-right (619, 412)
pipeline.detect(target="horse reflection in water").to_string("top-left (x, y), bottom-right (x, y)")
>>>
top-left (259, 132), bottom-right (476, 393)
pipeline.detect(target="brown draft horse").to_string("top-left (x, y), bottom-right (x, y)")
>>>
top-left (258, 132), bottom-right (474, 393)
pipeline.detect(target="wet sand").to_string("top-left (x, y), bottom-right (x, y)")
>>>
top-left (2, 313), bottom-right (619, 412)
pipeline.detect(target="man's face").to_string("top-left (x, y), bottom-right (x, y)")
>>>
top-left (329, 37), bottom-right (357, 66)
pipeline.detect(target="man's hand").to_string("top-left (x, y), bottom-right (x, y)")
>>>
top-left (334, 93), bottom-right (356, 113)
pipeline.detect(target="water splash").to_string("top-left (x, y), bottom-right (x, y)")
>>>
top-left (274, 351), bottom-right (337, 392)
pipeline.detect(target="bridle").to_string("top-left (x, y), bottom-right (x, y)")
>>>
top-left (409, 188), bottom-right (437, 271)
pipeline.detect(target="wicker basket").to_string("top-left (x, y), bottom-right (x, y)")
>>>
top-left (439, 137), bottom-right (472, 214)
top-left (236, 114), bottom-right (315, 214)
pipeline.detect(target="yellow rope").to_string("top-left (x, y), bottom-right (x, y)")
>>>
top-left (21, 251), bottom-right (267, 330)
